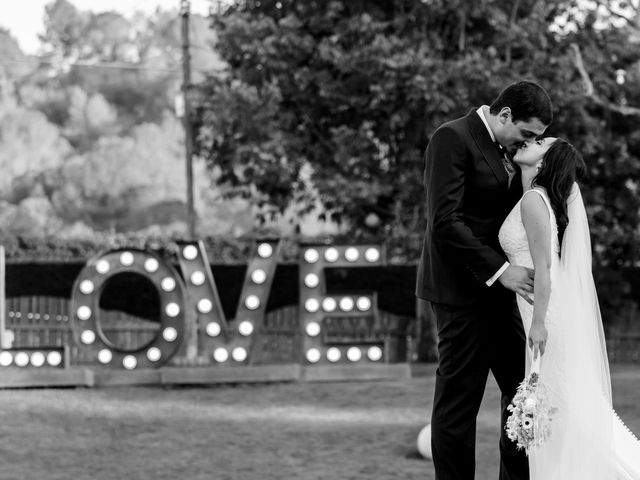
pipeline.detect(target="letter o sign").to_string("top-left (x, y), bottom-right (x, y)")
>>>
top-left (70, 249), bottom-right (186, 369)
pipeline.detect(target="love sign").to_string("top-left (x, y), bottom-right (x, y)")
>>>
top-left (69, 241), bottom-right (385, 369)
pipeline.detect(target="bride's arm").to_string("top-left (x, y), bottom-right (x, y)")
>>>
top-left (521, 191), bottom-right (552, 358)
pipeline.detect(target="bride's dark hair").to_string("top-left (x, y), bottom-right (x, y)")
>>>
top-left (532, 138), bottom-right (586, 248)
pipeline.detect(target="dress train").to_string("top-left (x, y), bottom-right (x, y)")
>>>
top-left (614, 408), bottom-right (640, 479)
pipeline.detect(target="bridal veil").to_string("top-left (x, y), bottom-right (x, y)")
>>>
top-left (555, 183), bottom-right (640, 479)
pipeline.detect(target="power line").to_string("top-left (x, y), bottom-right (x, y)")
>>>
top-left (117, 0), bottom-right (159, 18)
top-left (0, 56), bottom-right (179, 74)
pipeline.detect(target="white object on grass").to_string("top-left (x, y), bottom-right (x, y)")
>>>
top-left (417, 424), bottom-right (432, 460)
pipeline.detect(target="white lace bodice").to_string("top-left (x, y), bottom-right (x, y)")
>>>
top-left (498, 187), bottom-right (562, 333)
top-left (498, 187), bottom-right (560, 270)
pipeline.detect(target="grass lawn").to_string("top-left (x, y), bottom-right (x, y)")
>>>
top-left (1, 364), bottom-right (639, 480)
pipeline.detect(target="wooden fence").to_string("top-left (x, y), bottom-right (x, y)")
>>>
top-left (5, 295), bottom-right (640, 364)
top-left (4, 296), bottom-right (415, 365)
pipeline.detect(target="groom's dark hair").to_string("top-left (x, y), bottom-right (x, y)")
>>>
top-left (489, 81), bottom-right (553, 125)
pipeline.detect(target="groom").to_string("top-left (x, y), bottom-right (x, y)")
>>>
top-left (416, 81), bottom-right (552, 480)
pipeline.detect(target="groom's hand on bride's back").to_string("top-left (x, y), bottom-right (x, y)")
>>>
top-left (498, 265), bottom-right (535, 304)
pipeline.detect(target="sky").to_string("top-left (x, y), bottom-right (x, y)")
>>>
top-left (0, 0), bottom-right (214, 54)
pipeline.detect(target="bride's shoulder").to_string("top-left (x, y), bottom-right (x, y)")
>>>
top-left (530, 185), bottom-right (548, 195)
top-left (522, 186), bottom-right (547, 197)
top-left (523, 186), bottom-right (550, 201)
top-left (521, 187), bottom-right (553, 217)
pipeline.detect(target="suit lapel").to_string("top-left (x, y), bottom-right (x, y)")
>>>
top-left (508, 167), bottom-right (524, 203)
top-left (466, 109), bottom-right (509, 188)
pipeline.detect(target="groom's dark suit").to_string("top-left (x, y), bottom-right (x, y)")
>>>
top-left (416, 110), bottom-right (529, 480)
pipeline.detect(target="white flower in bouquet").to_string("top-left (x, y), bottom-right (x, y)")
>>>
top-left (505, 362), bottom-right (558, 454)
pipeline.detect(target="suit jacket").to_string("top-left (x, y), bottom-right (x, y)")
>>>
top-left (415, 109), bottom-right (523, 306)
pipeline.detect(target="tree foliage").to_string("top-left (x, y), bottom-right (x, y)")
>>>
top-left (193, 0), bottom-right (640, 270)
top-left (0, 1), bottom-right (241, 239)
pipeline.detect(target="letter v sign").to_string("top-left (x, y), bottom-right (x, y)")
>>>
top-left (176, 240), bottom-right (281, 365)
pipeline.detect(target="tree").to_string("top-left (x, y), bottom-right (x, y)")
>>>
top-left (0, 102), bottom-right (71, 203)
top-left (193, 0), bottom-right (640, 262)
top-left (190, 0), bottom-right (640, 337)
top-left (194, 0), bottom-right (554, 236)
top-left (37, 1), bottom-right (224, 129)
top-left (45, 113), bottom-right (226, 234)
top-left (0, 29), bottom-right (35, 86)
top-left (0, 195), bottom-right (64, 238)
top-left (0, 1), bottom-right (252, 241)
top-left (49, 115), bottom-right (183, 230)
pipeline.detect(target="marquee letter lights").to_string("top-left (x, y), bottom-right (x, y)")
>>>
top-left (176, 240), bottom-right (280, 365)
top-left (299, 245), bottom-right (385, 365)
top-left (0, 347), bottom-right (67, 369)
top-left (69, 240), bottom-right (385, 369)
top-left (70, 249), bottom-right (187, 369)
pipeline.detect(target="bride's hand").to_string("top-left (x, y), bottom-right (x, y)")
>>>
top-left (528, 322), bottom-right (548, 359)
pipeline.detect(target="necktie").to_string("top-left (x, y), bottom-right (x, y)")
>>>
top-left (495, 142), bottom-right (515, 186)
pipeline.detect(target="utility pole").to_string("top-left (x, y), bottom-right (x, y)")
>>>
top-left (178, 0), bottom-right (199, 364)
top-left (180, 0), bottom-right (196, 239)
top-left (0, 246), bottom-right (7, 348)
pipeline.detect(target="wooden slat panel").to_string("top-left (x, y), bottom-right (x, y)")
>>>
top-left (8, 295), bottom-right (637, 365)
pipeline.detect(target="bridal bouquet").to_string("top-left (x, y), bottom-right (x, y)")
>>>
top-left (505, 358), bottom-right (557, 454)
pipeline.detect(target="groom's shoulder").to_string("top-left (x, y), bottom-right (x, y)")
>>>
top-left (439, 109), bottom-right (475, 130)
top-left (432, 111), bottom-right (474, 139)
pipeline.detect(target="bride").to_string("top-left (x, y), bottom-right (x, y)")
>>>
top-left (498, 137), bottom-right (640, 479)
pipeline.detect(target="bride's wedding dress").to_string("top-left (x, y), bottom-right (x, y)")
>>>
top-left (498, 184), bottom-right (640, 479)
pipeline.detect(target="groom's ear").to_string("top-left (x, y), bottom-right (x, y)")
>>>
top-left (498, 107), bottom-right (511, 124)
